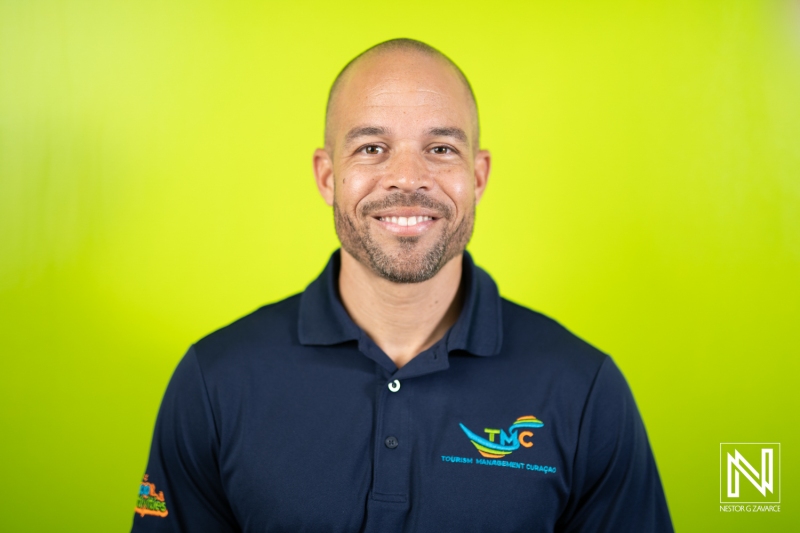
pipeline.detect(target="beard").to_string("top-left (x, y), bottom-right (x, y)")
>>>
top-left (334, 191), bottom-right (474, 283)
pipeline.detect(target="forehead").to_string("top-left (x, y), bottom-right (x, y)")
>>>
top-left (329, 50), bottom-right (476, 144)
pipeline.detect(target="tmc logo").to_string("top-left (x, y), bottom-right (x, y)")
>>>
top-left (460, 416), bottom-right (544, 458)
top-left (720, 443), bottom-right (781, 504)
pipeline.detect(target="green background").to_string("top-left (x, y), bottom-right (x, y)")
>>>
top-left (1, 1), bottom-right (798, 531)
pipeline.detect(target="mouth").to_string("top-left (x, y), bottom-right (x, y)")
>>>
top-left (376, 214), bottom-right (435, 226)
top-left (370, 211), bottom-right (440, 235)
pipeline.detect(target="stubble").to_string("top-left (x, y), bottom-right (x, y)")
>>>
top-left (334, 191), bottom-right (474, 283)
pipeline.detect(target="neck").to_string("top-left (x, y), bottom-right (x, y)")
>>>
top-left (337, 249), bottom-right (465, 369)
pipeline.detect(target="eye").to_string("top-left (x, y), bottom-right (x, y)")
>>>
top-left (361, 145), bottom-right (383, 155)
top-left (431, 146), bottom-right (453, 155)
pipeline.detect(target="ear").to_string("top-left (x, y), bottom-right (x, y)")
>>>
top-left (473, 149), bottom-right (491, 204)
top-left (313, 148), bottom-right (335, 206)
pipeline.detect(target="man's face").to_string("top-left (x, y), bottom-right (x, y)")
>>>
top-left (314, 50), bottom-right (490, 283)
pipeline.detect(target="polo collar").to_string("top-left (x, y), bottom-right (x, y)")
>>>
top-left (298, 249), bottom-right (503, 357)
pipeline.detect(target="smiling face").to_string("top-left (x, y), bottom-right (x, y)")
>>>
top-left (313, 47), bottom-right (490, 283)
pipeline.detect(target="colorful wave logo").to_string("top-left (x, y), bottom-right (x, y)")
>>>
top-left (459, 415), bottom-right (544, 458)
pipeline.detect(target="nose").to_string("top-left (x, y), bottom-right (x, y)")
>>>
top-left (380, 147), bottom-right (434, 193)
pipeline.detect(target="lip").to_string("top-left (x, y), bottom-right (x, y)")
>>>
top-left (370, 213), bottom-right (439, 236)
top-left (369, 208), bottom-right (442, 219)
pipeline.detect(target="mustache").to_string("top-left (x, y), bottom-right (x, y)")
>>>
top-left (360, 192), bottom-right (453, 219)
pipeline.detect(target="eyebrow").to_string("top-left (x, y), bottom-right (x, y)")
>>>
top-left (426, 127), bottom-right (468, 144)
top-left (344, 126), bottom-right (391, 144)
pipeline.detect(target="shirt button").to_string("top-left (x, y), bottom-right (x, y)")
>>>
top-left (388, 379), bottom-right (401, 392)
top-left (385, 436), bottom-right (399, 449)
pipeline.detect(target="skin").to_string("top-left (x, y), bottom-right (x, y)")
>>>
top-left (313, 48), bottom-right (491, 368)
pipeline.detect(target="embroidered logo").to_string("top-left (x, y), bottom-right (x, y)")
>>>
top-left (459, 415), bottom-right (544, 458)
top-left (135, 474), bottom-right (169, 518)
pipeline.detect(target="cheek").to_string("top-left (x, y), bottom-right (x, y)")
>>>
top-left (438, 169), bottom-right (475, 211)
top-left (335, 168), bottom-right (379, 210)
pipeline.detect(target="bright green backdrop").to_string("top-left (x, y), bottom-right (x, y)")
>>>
top-left (1, 1), bottom-right (798, 531)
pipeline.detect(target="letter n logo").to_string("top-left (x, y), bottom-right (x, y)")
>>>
top-left (720, 443), bottom-right (780, 503)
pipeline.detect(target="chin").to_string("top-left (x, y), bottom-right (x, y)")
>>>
top-left (366, 242), bottom-right (456, 284)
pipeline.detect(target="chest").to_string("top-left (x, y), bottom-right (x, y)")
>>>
top-left (215, 370), bottom-right (574, 533)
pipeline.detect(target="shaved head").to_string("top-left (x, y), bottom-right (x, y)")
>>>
top-left (324, 38), bottom-right (480, 152)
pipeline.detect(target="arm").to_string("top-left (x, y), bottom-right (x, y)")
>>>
top-left (556, 356), bottom-right (674, 533)
top-left (131, 346), bottom-right (239, 532)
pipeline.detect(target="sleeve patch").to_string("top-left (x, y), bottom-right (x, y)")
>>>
top-left (135, 474), bottom-right (169, 518)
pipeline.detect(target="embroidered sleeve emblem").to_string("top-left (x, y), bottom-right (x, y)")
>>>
top-left (135, 474), bottom-right (169, 518)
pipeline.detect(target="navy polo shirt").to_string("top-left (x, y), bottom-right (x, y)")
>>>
top-left (132, 250), bottom-right (673, 532)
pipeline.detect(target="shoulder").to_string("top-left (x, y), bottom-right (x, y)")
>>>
top-left (499, 297), bottom-right (609, 384)
top-left (191, 292), bottom-right (303, 370)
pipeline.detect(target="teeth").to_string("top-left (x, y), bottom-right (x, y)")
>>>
top-left (378, 216), bottom-right (434, 223)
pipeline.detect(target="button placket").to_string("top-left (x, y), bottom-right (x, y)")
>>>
top-left (372, 377), bottom-right (411, 502)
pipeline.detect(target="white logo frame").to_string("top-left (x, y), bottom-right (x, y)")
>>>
top-left (720, 442), bottom-right (781, 504)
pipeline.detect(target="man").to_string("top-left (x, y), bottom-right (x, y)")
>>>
top-left (132, 38), bottom-right (674, 532)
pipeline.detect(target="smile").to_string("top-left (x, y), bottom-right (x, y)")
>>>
top-left (371, 213), bottom-right (439, 236)
top-left (376, 215), bottom-right (434, 227)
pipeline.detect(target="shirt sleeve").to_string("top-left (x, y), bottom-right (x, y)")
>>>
top-left (556, 355), bottom-right (674, 533)
top-left (131, 346), bottom-right (240, 532)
